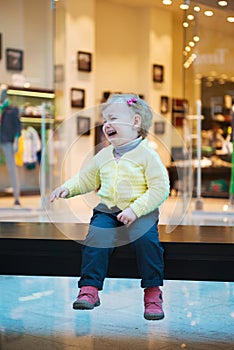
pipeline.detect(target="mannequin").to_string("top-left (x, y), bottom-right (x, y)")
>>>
top-left (0, 85), bottom-right (21, 207)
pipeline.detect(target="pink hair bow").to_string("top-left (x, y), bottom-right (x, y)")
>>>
top-left (127, 97), bottom-right (137, 106)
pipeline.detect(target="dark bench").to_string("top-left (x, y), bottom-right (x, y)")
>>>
top-left (0, 222), bottom-right (234, 282)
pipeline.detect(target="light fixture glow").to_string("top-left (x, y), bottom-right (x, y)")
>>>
top-left (180, 0), bottom-right (190, 10)
top-left (7, 89), bottom-right (55, 99)
top-left (218, 1), bottom-right (228, 6)
top-left (162, 0), bottom-right (172, 5)
top-left (24, 82), bottom-right (31, 88)
top-left (227, 16), bottom-right (234, 23)
top-left (187, 14), bottom-right (194, 20)
top-left (180, 4), bottom-right (189, 10)
top-left (185, 46), bottom-right (191, 52)
top-left (183, 22), bottom-right (189, 27)
top-left (204, 10), bottom-right (214, 17)
top-left (189, 41), bottom-right (195, 47)
top-left (194, 6), bottom-right (200, 12)
top-left (193, 35), bottom-right (200, 42)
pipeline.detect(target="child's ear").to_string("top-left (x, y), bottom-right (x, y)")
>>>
top-left (133, 114), bottom-right (142, 129)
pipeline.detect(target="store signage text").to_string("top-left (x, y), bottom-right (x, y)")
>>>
top-left (194, 49), bottom-right (229, 66)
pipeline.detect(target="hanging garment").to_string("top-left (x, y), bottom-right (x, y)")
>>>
top-left (22, 127), bottom-right (41, 169)
top-left (14, 135), bottom-right (24, 166)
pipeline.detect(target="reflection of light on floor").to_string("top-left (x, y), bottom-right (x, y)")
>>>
top-left (18, 290), bottom-right (54, 302)
top-left (0, 277), bottom-right (233, 349)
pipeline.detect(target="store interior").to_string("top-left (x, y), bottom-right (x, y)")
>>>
top-left (0, 1), bottom-right (234, 350)
top-left (0, 0), bottom-right (234, 224)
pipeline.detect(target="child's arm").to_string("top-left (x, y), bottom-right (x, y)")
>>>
top-left (129, 153), bottom-right (170, 218)
top-left (50, 186), bottom-right (69, 202)
top-left (117, 207), bottom-right (137, 227)
top-left (50, 155), bottom-right (100, 202)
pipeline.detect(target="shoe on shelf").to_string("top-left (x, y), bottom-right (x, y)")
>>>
top-left (144, 286), bottom-right (165, 321)
top-left (73, 286), bottom-right (100, 310)
top-left (14, 200), bottom-right (21, 208)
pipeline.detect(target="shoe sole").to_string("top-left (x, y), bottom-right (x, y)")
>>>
top-left (73, 300), bottom-right (101, 310)
top-left (144, 312), bottom-right (165, 321)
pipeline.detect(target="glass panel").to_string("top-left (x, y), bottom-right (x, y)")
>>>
top-left (183, 0), bottom-right (234, 203)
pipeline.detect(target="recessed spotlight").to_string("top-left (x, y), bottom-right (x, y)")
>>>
top-left (204, 10), bottom-right (214, 17)
top-left (189, 41), bottom-right (195, 47)
top-left (185, 46), bottom-right (191, 52)
top-left (180, 4), bottom-right (189, 10)
top-left (187, 14), bottom-right (194, 20)
top-left (180, 1), bottom-right (190, 10)
top-left (227, 16), bottom-right (234, 23)
top-left (218, 1), bottom-right (228, 6)
top-left (194, 6), bottom-right (200, 12)
top-left (193, 35), bottom-right (200, 42)
top-left (162, 0), bottom-right (172, 5)
top-left (183, 22), bottom-right (189, 27)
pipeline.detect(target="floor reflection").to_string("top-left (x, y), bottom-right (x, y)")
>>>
top-left (0, 276), bottom-right (233, 349)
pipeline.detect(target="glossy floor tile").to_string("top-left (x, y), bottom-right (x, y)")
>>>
top-left (0, 277), bottom-right (234, 350)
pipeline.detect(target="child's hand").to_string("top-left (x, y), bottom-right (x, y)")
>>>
top-left (117, 207), bottom-right (137, 227)
top-left (50, 187), bottom-right (69, 202)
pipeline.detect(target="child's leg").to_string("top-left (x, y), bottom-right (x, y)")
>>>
top-left (78, 245), bottom-right (114, 290)
top-left (130, 211), bottom-right (164, 320)
top-left (73, 246), bottom-right (113, 310)
top-left (73, 204), bottom-right (119, 310)
top-left (132, 223), bottom-right (164, 288)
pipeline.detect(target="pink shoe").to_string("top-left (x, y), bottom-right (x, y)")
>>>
top-left (144, 287), bottom-right (164, 320)
top-left (73, 286), bottom-right (100, 310)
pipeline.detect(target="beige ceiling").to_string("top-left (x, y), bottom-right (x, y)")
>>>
top-left (107, 0), bottom-right (234, 12)
top-left (106, 0), bottom-right (234, 35)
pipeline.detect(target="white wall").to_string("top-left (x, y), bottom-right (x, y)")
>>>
top-left (95, 0), bottom-right (141, 101)
top-left (0, 0), bottom-right (53, 89)
top-left (61, 0), bottom-right (96, 182)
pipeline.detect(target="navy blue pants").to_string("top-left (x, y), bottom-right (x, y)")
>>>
top-left (78, 204), bottom-right (164, 290)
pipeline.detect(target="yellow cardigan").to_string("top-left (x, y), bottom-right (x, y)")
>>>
top-left (63, 138), bottom-right (170, 218)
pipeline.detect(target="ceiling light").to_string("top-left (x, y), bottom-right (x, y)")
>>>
top-left (193, 35), bottom-right (200, 42)
top-left (218, 1), bottom-right (228, 6)
top-left (183, 22), bottom-right (189, 27)
top-left (204, 10), bottom-right (214, 17)
top-left (189, 41), bottom-right (195, 47)
top-left (162, 0), bottom-right (172, 5)
top-left (180, 0), bottom-right (190, 10)
top-left (194, 6), bottom-right (200, 12)
top-left (187, 14), bottom-right (194, 20)
top-left (227, 16), bottom-right (234, 23)
top-left (185, 46), bottom-right (191, 52)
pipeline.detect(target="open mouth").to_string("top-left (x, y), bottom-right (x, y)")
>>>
top-left (107, 130), bottom-right (117, 137)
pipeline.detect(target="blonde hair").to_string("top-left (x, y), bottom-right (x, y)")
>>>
top-left (102, 93), bottom-right (153, 138)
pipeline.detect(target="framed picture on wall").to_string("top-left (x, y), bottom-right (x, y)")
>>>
top-left (160, 95), bottom-right (169, 114)
top-left (153, 64), bottom-right (164, 83)
top-left (77, 116), bottom-right (91, 136)
top-left (6, 48), bottom-right (23, 71)
top-left (77, 51), bottom-right (92, 72)
top-left (154, 121), bottom-right (165, 135)
top-left (71, 88), bottom-right (85, 108)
